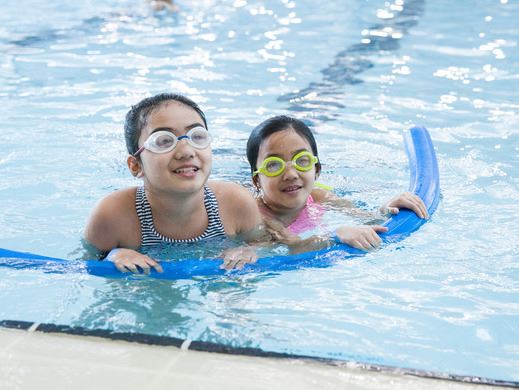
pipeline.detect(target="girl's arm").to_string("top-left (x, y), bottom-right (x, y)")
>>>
top-left (209, 181), bottom-right (265, 270)
top-left (83, 189), bottom-right (163, 273)
top-left (312, 188), bottom-right (386, 223)
top-left (312, 188), bottom-right (428, 221)
top-left (84, 189), bottom-right (141, 250)
top-left (210, 181), bottom-right (267, 242)
top-left (84, 194), bottom-right (123, 254)
top-left (259, 217), bottom-right (390, 253)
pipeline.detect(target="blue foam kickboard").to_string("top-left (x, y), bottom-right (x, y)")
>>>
top-left (0, 126), bottom-right (440, 280)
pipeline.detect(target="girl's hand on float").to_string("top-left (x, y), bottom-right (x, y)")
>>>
top-left (221, 246), bottom-right (258, 270)
top-left (381, 192), bottom-right (429, 219)
top-left (107, 248), bottom-right (163, 274)
top-left (335, 225), bottom-right (388, 251)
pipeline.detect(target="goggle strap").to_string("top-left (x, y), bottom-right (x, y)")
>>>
top-left (314, 181), bottom-right (333, 191)
top-left (133, 145), bottom-right (146, 157)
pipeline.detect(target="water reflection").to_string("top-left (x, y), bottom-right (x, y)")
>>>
top-left (278, 0), bottom-right (425, 122)
top-left (72, 273), bottom-right (268, 346)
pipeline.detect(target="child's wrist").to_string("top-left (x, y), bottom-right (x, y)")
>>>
top-left (106, 248), bottom-right (120, 262)
top-left (330, 232), bottom-right (342, 245)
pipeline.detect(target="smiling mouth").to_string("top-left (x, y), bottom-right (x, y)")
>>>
top-left (282, 185), bottom-right (302, 193)
top-left (173, 167), bottom-right (199, 174)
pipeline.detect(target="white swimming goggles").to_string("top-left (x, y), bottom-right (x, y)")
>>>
top-left (133, 126), bottom-right (212, 157)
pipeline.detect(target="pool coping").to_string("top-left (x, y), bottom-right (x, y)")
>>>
top-left (1, 319), bottom-right (517, 388)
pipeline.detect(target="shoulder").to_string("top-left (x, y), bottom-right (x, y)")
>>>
top-left (311, 188), bottom-right (336, 202)
top-left (207, 180), bottom-right (261, 234)
top-left (84, 187), bottom-right (141, 251)
top-left (92, 187), bottom-right (138, 215)
top-left (208, 180), bottom-right (255, 205)
top-left (312, 188), bottom-right (354, 208)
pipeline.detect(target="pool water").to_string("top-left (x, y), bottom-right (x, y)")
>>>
top-left (1, 0), bottom-right (518, 383)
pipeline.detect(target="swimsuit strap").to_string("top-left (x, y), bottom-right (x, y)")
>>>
top-left (135, 186), bottom-right (226, 247)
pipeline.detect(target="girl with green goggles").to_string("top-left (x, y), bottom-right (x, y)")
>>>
top-left (246, 115), bottom-right (429, 252)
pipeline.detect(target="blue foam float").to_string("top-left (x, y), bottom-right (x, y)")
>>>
top-left (0, 126), bottom-right (440, 280)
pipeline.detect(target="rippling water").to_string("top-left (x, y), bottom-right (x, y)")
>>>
top-left (0, 0), bottom-right (518, 382)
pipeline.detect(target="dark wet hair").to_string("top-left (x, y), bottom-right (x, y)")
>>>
top-left (124, 92), bottom-right (208, 156)
top-left (246, 115), bottom-right (321, 175)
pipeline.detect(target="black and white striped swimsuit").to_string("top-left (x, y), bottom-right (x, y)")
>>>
top-left (135, 186), bottom-right (226, 247)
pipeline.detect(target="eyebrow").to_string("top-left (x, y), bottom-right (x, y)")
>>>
top-left (149, 123), bottom-right (206, 135)
top-left (264, 148), bottom-right (309, 159)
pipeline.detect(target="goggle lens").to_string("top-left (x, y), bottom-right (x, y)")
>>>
top-left (265, 159), bottom-right (284, 175)
top-left (153, 133), bottom-right (176, 150)
top-left (294, 153), bottom-right (313, 170)
top-left (188, 129), bottom-right (211, 148)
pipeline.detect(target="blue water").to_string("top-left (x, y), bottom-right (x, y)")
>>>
top-left (1, 0), bottom-right (518, 382)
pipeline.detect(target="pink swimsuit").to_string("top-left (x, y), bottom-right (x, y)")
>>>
top-left (287, 195), bottom-right (325, 234)
top-left (261, 195), bottom-right (325, 235)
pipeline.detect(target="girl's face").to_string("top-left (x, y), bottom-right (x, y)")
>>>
top-left (255, 128), bottom-right (317, 215)
top-left (135, 101), bottom-right (212, 195)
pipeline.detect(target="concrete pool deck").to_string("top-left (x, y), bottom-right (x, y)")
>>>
top-left (0, 327), bottom-right (507, 390)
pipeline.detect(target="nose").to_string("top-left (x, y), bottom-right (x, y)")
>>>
top-left (173, 137), bottom-right (195, 160)
top-left (281, 161), bottom-right (298, 180)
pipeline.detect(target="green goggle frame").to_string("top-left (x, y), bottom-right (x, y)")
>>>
top-left (253, 151), bottom-right (319, 177)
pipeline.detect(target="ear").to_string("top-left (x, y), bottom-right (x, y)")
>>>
top-left (315, 163), bottom-right (321, 180)
top-left (127, 155), bottom-right (144, 178)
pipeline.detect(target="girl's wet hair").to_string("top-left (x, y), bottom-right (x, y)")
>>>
top-left (124, 92), bottom-right (207, 156)
top-left (246, 115), bottom-right (321, 175)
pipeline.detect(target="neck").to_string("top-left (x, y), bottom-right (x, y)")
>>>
top-left (259, 198), bottom-right (304, 227)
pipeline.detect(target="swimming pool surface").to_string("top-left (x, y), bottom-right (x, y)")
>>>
top-left (1, 0), bottom-right (518, 384)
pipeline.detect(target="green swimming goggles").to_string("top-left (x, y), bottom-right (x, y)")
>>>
top-left (253, 151), bottom-right (319, 177)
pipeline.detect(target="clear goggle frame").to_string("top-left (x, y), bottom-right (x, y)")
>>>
top-left (134, 126), bottom-right (212, 157)
top-left (253, 151), bottom-right (318, 177)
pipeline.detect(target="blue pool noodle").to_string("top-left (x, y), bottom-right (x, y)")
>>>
top-left (0, 126), bottom-right (440, 280)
